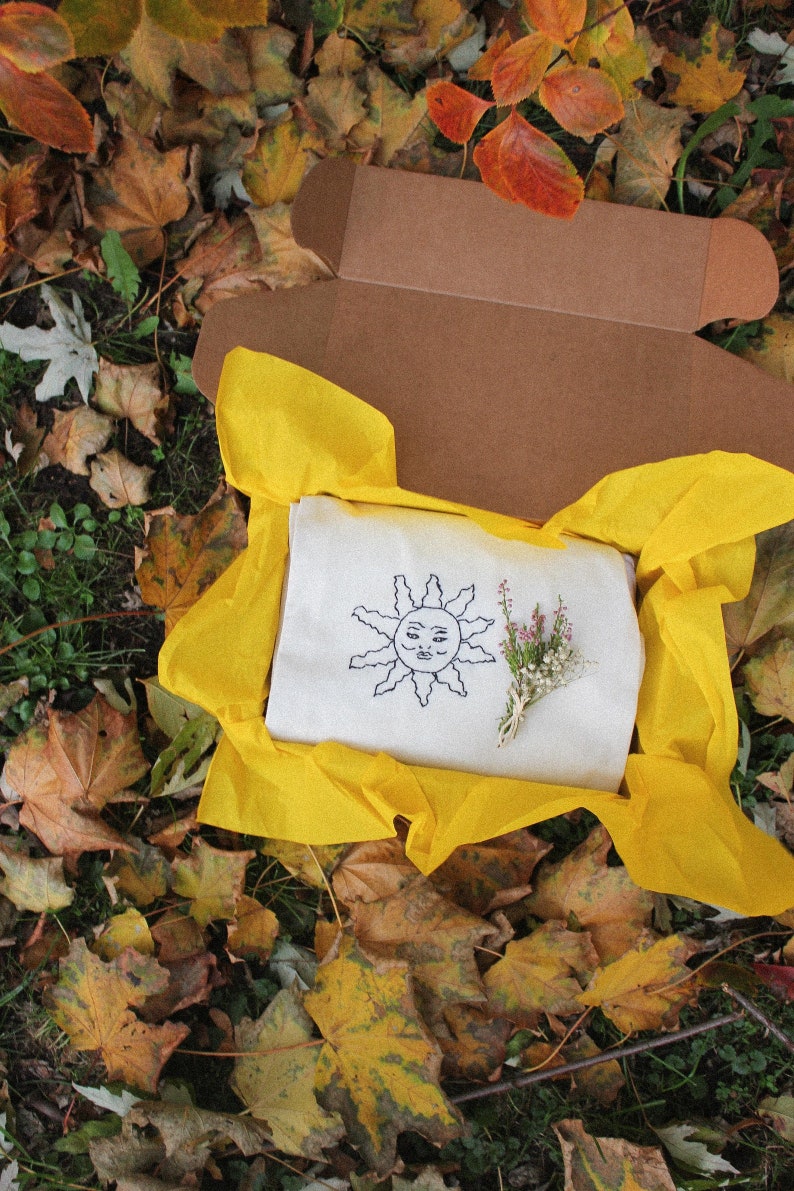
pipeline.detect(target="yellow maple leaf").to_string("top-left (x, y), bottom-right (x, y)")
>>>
top-left (304, 936), bottom-right (462, 1176)
top-left (578, 934), bottom-right (699, 1033)
top-left (484, 921), bottom-right (599, 1027)
top-left (662, 17), bottom-right (745, 114)
top-left (171, 839), bottom-right (255, 927)
top-left (45, 939), bottom-right (188, 1092)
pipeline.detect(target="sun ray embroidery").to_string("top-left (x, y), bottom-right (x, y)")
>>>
top-left (350, 573), bottom-right (496, 706)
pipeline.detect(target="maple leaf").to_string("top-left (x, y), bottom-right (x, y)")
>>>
top-left (333, 838), bottom-right (417, 903)
top-left (429, 1001), bottom-right (511, 1082)
top-left (524, 825), bottom-right (654, 963)
top-left (0, 285), bottom-right (98, 403)
top-left (232, 986), bottom-right (344, 1158)
top-left (106, 838), bottom-right (170, 907)
top-left (724, 521), bottom-right (794, 654)
top-left (744, 639), bottom-right (794, 721)
top-left (260, 839), bottom-right (348, 889)
top-left (226, 894), bottom-right (279, 961)
top-left (304, 936), bottom-right (463, 1176)
top-left (89, 448), bottom-right (154, 508)
top-left (0, 838), bottom-right (73, 912)
top-left (242, 119), bottom-right (324, 208)
top-left (483, 921), bottom-right (598, 1026)
top-left (135, 482), bottom-right (248, 633)
top-left (84, 127), bottom-right (191, 266)
top-left (346, 868), bottom-right (497, 1005)
top-left (429, 830), bottom-right (551, 916)
top-left (94, 906), bottom-right (155, 960)
top-left (578, 934), bottom-right (700, 1033)
top-left (662, 17), bottom-right (745, 114)
top-left (45, 939), bottom-right (189, 1092)
top-left (42, 406), bottom-right (114, 476)
top-left (3, 695), bottom-right (148, 860)
top-left (0, 4), bottom-right (93, 154)
top-left (171, 838), bottom-right (255, 927)
top-left (93, 359), bottom-right (170, 444)
top-left (610, 94), bottom-right (689, 208)
top-left (554, 1118), bottom-right (677, 1191)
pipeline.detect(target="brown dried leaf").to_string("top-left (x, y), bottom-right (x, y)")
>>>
top-left (85, 126), bottom-right (191, 265)
top-left (93, 359), bottom-right (170, 444)
top-left (429, 829), bottom-right (551, 916)
top-left (744, 639), bottom-right (794, 722)
top-left (611, 95), bottom-right (689, 208)
top-left (554, 1118), bottom-right (676, 1190)
top-left (0, 839), bottom-right (73, 912)
top-left (134, 482), bottom-right (247, 633)
top-left (90, 447), bottom-right (154, 508)
top-left (226, 894), bottom-right (279, 962)
top-left (42, 405), bottom-right (114, 475)
top-left (525, 825), bottom-right (654, 963)
top-left (724, 521), bottom-right (794, 654)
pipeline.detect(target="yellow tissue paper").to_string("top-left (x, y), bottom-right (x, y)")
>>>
top-left (159, 349), bottom-right (794, 915)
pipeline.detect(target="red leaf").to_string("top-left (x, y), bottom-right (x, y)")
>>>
top-left (426, 80), bottom-right (493, 145)
top-left (522, 0), bottom-right (586, 49)
top-left (473, 109), bottom-right (584, 218)
top-left (468, 31), bottom-right (512, 82)
top-left (0, 2), bottom-right (73, 72)
top-left (753, 962), bottom-right (794, 1001)
top-left (491, 33), bottom-right (554, 107)
top-left (539, 66), bottom-right (624, 137)
top-left (0, 56), bottom-right (94, 153)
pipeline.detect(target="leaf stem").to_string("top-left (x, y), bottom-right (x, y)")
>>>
top-left (0, 609), bottom-right (159, 658)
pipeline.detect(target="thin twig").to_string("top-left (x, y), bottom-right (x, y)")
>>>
top-left (307, 843), bottom-right (344, 929)
top-left (0, 608), bottom-right (159, 659)
top-left (0, 266), bottom-right (83, 302)
top-left (722, 984), bottom-right (794, 1054)
top-left (450, 1012), bottom-right (742, 1104)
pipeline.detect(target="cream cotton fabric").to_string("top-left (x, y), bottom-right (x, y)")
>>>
top-left (265, 496), bottom-right (643, 790)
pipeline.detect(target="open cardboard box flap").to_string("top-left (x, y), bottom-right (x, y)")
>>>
top-left (192, 159), bottom-right (794, 519)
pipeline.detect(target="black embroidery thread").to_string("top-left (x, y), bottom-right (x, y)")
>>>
top-left (349, 573), bottom-right (495, 706)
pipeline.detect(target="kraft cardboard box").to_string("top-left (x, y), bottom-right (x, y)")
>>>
top-left (191, 158), bottom-right (794, 520)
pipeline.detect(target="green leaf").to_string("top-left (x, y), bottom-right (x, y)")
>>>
top-left (132, 315), bottom-right (159, 339)
top-left (169, 351), bottom-right (199, 395)
top-left (73, 534), bottom-right (97, 561)
top-left (100, 230), bottom-right (141, 305)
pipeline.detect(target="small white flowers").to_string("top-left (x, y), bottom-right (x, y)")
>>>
top-left (496, 581), bottom-right (596, 747)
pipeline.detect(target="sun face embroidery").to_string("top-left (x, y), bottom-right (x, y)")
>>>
top-left (349, 574), bottom-right (496, 706)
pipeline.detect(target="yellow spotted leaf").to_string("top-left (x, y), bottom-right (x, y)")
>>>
top-left (245, 25), bottom-right (301, 101)
top-left (304, 936), bottom-right (463, 1176)
top-left (524, 825), bottom-right (654, 963)
top-left (227, 895), bottom-right (279, 962)
top-left (744, 639), bottom-right (794, 722)
top-left (662, 17), bottom-right (745, 114)
top-left (232, 986), bottom-right (344, 1157)
top-left (171, 839), bottom-right (255, 927)
top-left (260, 840), bottom-right (348, 889)
top-left (737, 315), bottom-right (794, 385)
top-left (59, 0), bottom-right (142, 57)
top-left (483, 922), bottom-right (598, 1026)
top-left (242, 120), bottom-right (323, 208)
top-left (429, 830), bottom-right (551, 916)
top-left (94, 907), bottom-right (155, 960)
top-left (93, 359), bottom-right (170, 444)
top-left (89, 448), bottom-right (154, 508)
top-left (45, 938), bottom-right (188, 1092)
top-left (522, 1033), bottom-right (625, 1105)
top-left (578, 934), bottom-right (699, 1033)
top-left (724, 520), bottom-right (794, 653)
top-left (135, 482), bottom-right (247, 633)
top-left (0, 839), bottom-right (73, 912)
top-left (305, 73), bottom-right (367, 150)
top-left (554, 1118), bottom-right (676, 1190)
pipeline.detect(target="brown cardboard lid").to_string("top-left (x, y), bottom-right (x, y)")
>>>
top-left (291, 159), bottom-right (778, 332)
top-left (192, 161), bottom-right (792, 520)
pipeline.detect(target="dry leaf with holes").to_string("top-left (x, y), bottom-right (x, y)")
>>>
top-left (89, 448), bottom-right (154, 508)
top-left (43, 405), bottom-right (114, 476)
top-left (93, 359), bottom-right (170, 444)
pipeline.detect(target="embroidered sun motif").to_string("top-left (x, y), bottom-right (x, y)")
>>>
top-left (349, 574), bottom-right (496, 707)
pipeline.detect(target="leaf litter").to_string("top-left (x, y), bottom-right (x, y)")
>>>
top-left (0, 2), bottom-right (792, 1188)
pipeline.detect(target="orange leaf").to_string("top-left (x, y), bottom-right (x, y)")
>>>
top-left (539, 65), bottom-right (624, 137)
top-left (473, 109), bottom-right (584, 218)
top-left (468, 30), bottom-right (512, 81)
top-left (0, 2), bottom-right (74, 71)
top-left (44, 939), bottom-right (188, 1092)
top-left (491, 33), bottom-right (554, 106)
top-left (134, 482), bottom-right (248, 634)
top-left (3, 696), bottom-right (148, 860)
top-left (521, 0), bottom-right (586, 49)
top-left (425, 80), bottom-right (493, 144)
top-left (0, 57), bottom-right (94, 153)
